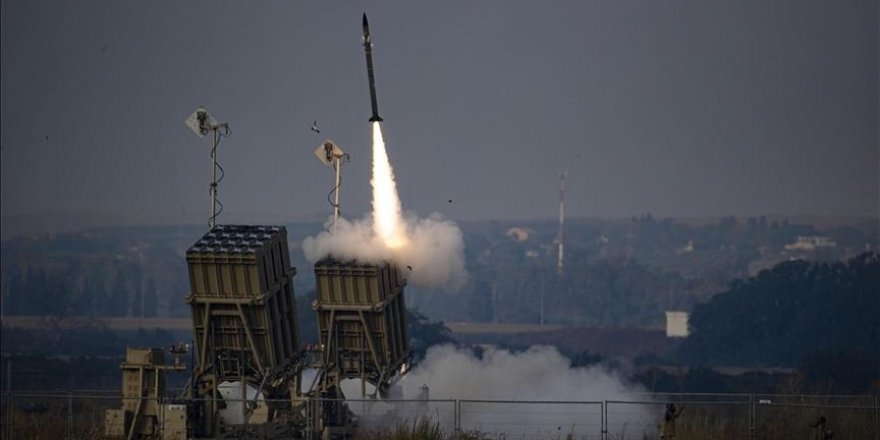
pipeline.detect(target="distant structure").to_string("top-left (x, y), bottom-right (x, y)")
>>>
top-left (784, 236), bottom-right (837, 251)
top-left (677, 239), bottom-right (694, 254)
top-left (506, 227), bottom-right (533, 242)
top-left (665, 311), bottom-right (689, 338)
top-left (104, 348), bottom-right (186, 439)
top-left (556, 171), bottom-right (567, 276)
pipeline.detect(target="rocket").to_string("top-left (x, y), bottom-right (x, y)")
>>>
top-left (362, 13), bottom-right (383, 122)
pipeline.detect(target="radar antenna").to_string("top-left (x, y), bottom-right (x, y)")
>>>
top-left (185, 106), bottom-right (231, 228)
top-left (314, 140), bottom-right (348, 231)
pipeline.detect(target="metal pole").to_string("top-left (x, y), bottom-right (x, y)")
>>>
top-left (333, 157), bottom-right (341, 231)
top-left (874, 393), bottom-right (879, 440)
top-left (189, 340), bottom-right (195, 399)
top-left (6, 361), bottom-right (12, 440)
top-left (209, 128), bottom-right (218, 228)
top-left (140, 264), bottom-right (145, 322)
top-left (158, 398), bottom-right (164, 439)
top-left (601, 400), bottom-right (607, 440)
top-left (454, 400), bottom-right (460, 433)
top-left (67, 391), bottom-right (73, 439)
top-left (557, 172), bottom-right (565, 276)
top-left (749, 394), bottom-right (756, 440)
top-left (240, 334), bottom-right (246, 425)
top-left (539, 278), bottom-right (545, 326)
top-left (7, 393), bottom-right (13, 440)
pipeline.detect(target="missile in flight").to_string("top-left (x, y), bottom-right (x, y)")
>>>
top-left (363, 13), bottom-right (383, 122)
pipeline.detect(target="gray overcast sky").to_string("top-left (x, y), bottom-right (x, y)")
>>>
top-left (1, 0), bottom-right (877, 234)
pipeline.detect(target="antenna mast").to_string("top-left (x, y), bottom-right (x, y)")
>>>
top-left (210, 128), bottom-right (219, 228)
top-left (185, 106), bottom-right (230, 229)
top-left (314, 140), bottom-right (347, 231)
top-left (557, 171), bottom-right (567, 276)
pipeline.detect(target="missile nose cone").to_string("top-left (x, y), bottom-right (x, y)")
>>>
top-left (362, 13), bottom-right (369, 34)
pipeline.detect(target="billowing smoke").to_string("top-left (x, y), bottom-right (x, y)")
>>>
top-left (302, 122), bottom-right (466, 290)
top-left (392, 345), bottom-right (656, 436)
top-left (403, 345), bottom-right (637, 401)
top-left (302, 214), bottom-right (466, 291)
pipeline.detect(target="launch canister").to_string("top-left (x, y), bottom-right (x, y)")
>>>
top-left (363, 13), bottom-right (383, 122)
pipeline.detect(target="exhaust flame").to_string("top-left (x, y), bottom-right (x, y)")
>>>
top-left (371, 122), bottom-right (408, 249)
top-left (302, 122), bottom-right (468, 291)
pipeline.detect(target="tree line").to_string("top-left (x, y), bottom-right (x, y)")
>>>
top-left (679, 253), bottom-right (879, 368)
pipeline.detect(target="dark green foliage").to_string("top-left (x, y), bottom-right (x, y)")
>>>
top-left (408, 215), bottom-right (875, 327)
top-left (680, 253), bottom-right (880, 370)
top-left (563, 348), bottom-right (603, 367)
top-left (799, 349), bottom-right (880, 394)
top-left (2, 218), bottom-right (877, 332)
top-left (1, 325), bottom-right (178, 358)
top-left (1, 326), bottom-right (187, 390)
top-left (407, 309), bottom-right (456, 361)
top-left (631, 367), bottom-right (789, 394)
top-left (143, 278), bottom-right (158, 318)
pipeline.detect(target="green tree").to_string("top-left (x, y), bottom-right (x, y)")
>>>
top-left (680, 253), bottom-right (880, 368)
top-left (407, 309), bottom-right (455, 362)
top-left (143, 277), bottom-right (158, 318)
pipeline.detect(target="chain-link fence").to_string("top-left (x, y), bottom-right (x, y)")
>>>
top-left (1, 392), bottom-right (877, 439)
top-left (606, 400), bottom-right (751, 439)
top-left (753, 394), bottom-right (878, 440)
top-left (1, 392), bottom-right (120, 439)
top-left (336, 398), bottom-right (458, 431)
top-left (458, 400), bottom-right (603, 439)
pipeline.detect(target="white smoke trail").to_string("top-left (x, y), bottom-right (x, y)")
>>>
top-left (301, 122), bottom-right (467, 290)
top-left (371, 122), bottom-right (408, 248)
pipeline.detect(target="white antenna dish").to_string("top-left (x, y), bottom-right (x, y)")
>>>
top-left (313, 140), bottom-right (346, 166)
top-left (185, 106), bottom-right (220, 137)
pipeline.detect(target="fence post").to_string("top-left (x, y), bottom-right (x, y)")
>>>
top-left (7, 393), bottom-right (13, 440)
top-left (67, 391), bottom-right (74, 439)
top-left (749, 394), bottom-right (756, 440)
top-left (601, 400), bottom-right (607, 440)
top-left (159, 395), bottom-right (164, 440)
top-left (454, 400), bottom-right (460, 433)
top-left (874, 393), bottom-right (879, 440)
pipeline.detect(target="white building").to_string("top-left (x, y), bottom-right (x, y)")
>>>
top-left (784, 236), bottom-right (837, 251)
top-left (665, 311), bottom-right (690, 338)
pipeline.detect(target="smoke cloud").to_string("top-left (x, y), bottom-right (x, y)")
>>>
top-left (403, 345), bottom-right (636, 401)
top-left (302, 213), bottom-right (467, 291)
top-left (395, 345), bottom-right (656, 436)
top-left (302, 123), bottom-right (467, 290)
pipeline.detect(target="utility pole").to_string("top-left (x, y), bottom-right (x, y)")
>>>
top-left (557, 171), bottom-right (567, 276)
